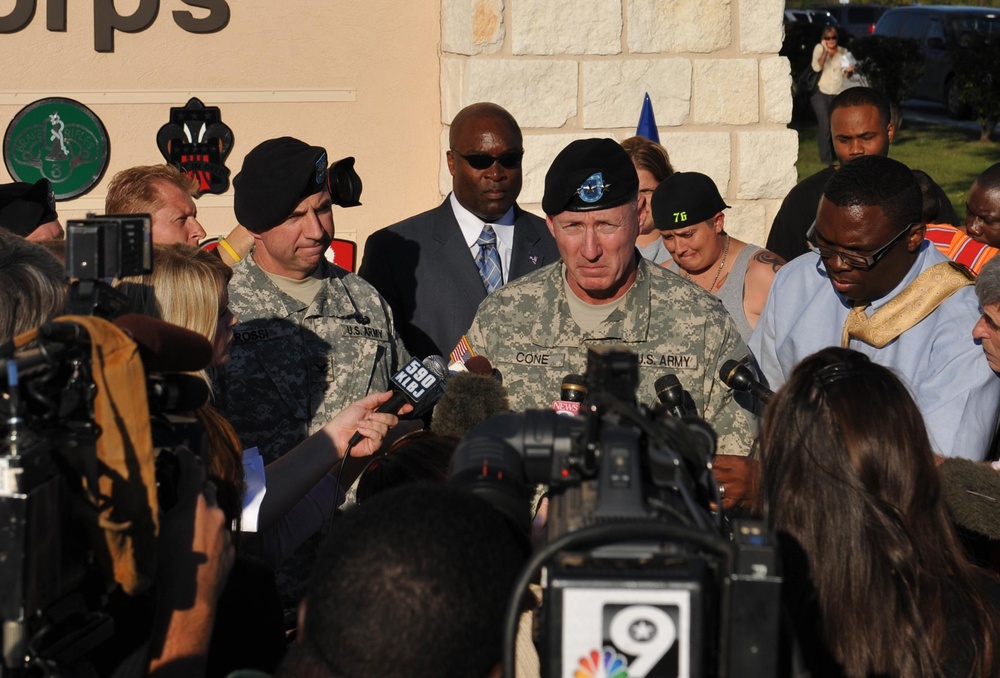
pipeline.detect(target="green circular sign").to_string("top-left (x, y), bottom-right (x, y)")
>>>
top-left (4, 97), bottom-right (111, 200)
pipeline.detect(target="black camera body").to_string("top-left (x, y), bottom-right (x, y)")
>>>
top-left (66, 214), bottom-right (152, 281)
top-left (65, 214), bottom-right (153, 318)
top-left (450, 347), bottom-right (782, 678)
top-left (0, 327), bottom-right (206, 676)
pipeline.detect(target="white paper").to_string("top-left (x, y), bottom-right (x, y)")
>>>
top-left (240, 446), bottom-right (266, 532)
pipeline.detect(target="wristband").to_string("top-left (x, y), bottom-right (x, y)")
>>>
top-left (218, 237), bottom-right (242, 263)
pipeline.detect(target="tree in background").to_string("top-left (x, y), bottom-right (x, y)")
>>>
top-left (951, 35), bottom-right (1000, 142)
top-left (851, 35), bottom-right (924, 130)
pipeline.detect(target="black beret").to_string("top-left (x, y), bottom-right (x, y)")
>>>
top-left (233, 137), bottom-right (328, 233)
top-left (542, 138), bottom-right (639, 216)
top-left (0, 179), bottom-right (57, 237)
top-left (651, 171), bottom-right (729, 231)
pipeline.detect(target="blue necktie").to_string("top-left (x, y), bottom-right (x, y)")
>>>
top-left (476, 224), bottom-right (503, 294)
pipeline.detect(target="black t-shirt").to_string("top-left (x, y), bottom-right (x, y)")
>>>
top-left (766, 166), bottom-right (837, 262)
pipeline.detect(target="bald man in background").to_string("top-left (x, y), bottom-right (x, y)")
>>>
top-left (359, 102), bottom-right (559, 359)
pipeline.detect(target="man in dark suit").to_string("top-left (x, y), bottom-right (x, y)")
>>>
top-left (359, 102), bottom-right (559, 358)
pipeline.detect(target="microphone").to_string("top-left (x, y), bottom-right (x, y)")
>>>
top-left (147, 373), bottom-right (211, 413)
top-left (939, 457), bottom-right (1000, 541)
top-left (113, 314), bottom-right (214, 373)
top-left (410, 354), bottom-right (451, 417)
top-left (653, 373), bottom-right (700, 419)
top-left (465, 354), bottom-right (503, 384)
top-left (551, 373), bottom-right (587, 416)
top-left (654, 374), bottom-right (684, 417)
top-left (347, 356), bottom-right (445, 449)
top-left (431, 356), bottom-right (510, 438)
top-left (719, 359), bottom-right (774, 406)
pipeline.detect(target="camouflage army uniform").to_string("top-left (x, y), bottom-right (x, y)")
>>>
top-left (464, 258), bottom-right (756, 457)
top-left (215, 252), bottom-right (408, 606)
top-left (216, 252), bottom-right (409, 464)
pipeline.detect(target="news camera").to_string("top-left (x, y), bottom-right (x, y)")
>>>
top-left (450, 346), bottom-right (781, 678)
top-left (0, 314), bottom-right (211, 677)
top-left (65, 214), bottom-right (153, 317)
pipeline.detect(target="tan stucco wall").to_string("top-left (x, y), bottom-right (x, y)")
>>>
top-left (0, 1), bottom-right (795, 250)
top-left (0, 0), bottom-right (443, 246)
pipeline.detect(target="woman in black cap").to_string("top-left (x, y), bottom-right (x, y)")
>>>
top-left (651, 171), bottom-right (784, 343)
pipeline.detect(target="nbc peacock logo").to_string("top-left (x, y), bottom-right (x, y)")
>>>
top-left (574, 646), bottom-right (630, 678)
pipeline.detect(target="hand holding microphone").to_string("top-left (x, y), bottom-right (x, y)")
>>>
top-left (328, 390), bottom-right (412, 459)
top-left (345, 356), bottom-right (445, 451)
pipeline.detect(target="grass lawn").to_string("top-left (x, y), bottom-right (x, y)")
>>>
top-left (794, 119), bottom-right (999, 213)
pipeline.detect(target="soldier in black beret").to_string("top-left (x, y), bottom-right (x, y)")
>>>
top-left (0, 179), bottom-right (63, 240)
top-left (539, 137), bottom-right (641, 303)
top-left (459, 138), bottom-right (760, 510)
top-left (215, 136), bottom-right (410, 607)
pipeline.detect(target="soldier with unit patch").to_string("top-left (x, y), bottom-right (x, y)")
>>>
top-left (215, 136), bottom-right (408, 605)
top-left (216, 137), bottom-right (408, 464)
top-left (459, 138), bottom-right (756, 464)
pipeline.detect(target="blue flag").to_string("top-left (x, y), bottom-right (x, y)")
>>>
top-left (636, 93), bottom-right (659, 143)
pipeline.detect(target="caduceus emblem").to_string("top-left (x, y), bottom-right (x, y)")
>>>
top-left (43, 113), bottom-right (71, 180)
top-left (48, 113), bottom-right (70, 156)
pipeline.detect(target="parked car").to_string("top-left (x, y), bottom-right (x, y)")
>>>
top-left (784, 8), bottom-right (838, 28)
top-left (873, 5), bottom-right (1000, 118)
top-left (820, 4), bottom-right (889, 41)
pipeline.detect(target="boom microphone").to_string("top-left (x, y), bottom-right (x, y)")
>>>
top-left (113, 314), bottom-right (214, 373)
top-left (347, 356), bottom-right (445, 449)
top-left (431, 356), bottom-right (510, 438)
top-left (719, 359), bottom-right (773, 406)
top-left (939, 457), bottom-right (1000, 541)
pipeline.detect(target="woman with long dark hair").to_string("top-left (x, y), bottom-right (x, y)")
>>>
top-left (761, 347), bottom-right (1000, 677)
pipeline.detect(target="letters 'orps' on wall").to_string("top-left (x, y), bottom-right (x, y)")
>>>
top-left (0, 0), bottom-right (231, 53)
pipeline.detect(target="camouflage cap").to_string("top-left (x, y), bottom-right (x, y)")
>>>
top-left (233, 136), bottom-right (328, 233)
top-left (651, 171), bottom-right (729, 231)
top-left (542, 138), bottom-right (639, 216)
top-left (0, 179), bottom-right (57, 237)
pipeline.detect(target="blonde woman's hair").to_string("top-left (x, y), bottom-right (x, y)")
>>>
top-left (114, 243), bottom-right (231, 365)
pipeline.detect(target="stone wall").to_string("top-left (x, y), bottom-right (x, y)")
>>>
top-left (439, 0), bottom-right (797, 246)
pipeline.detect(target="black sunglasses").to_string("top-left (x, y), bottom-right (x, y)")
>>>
top-left (451, 149), bottom-right (524, 170)
top-left (806, 221), bottom-right (917, 271)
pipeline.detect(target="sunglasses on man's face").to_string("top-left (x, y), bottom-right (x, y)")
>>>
top-left (451, 149), bottom-right (524, 170)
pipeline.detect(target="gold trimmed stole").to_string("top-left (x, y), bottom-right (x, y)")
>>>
top-left (841, 261), bottom-right (974, 349)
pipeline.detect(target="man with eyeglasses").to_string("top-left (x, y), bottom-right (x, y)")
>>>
top-left (457, 138), bottom-right (756, 464)
top-left (751, 155), bottom-right (999, 460)
top-left (359, 102), bottom-right (558, 359)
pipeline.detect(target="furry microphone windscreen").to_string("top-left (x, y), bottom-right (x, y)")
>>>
top-left (430, 371), bottom-right (510, 439)
top-left (939, 457), bottom-right (1000, 541)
